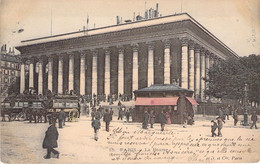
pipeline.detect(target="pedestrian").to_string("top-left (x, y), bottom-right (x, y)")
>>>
top-left (42, 121), bottom-right (59, 159)
top-left (109, 108), bottom-right (114, 121)
top-left (224, 106), bottom-right (230, 120)
top-left (250, 110), bottom-right (258, 129)
top-left (118, 108), bottom-right (123, 120)
top-left (125, 109), bottom-right (130, 123)
top-left (95, 109), bottom-right (102, 120)
top-left (150, 110), bottom-right (155, 128)
top-left (233, 109), bottom-right (238, 126)
top-left (165, 111), bottom-right (171, 124)
top-left (103, 109), bottom-right (112, 132)
top-left (211, 120), bottom-right (217, 137)
top-left (92, 117), bottom-right (101, 141)
top-left (142, 110), bottom-right (150, 129)
top-left (159, 110), bottom-right (167, 131)
top-left (217, 117), bottom-right (223, 137)
top-left (58, 109), bottom-right (66, 128)
top-left (91, 108), bottom-right (96, 121)
top-left (218, 108), bottom-right (225, 123)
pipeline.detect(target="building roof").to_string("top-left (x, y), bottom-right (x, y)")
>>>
top-left (17, 13), bottom-right (238, 58)
top-left (133, 84), bottom-right (193, 93)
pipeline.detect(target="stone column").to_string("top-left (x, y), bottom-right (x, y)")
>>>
top-left (47, 57), bottom-right (53, 92)
top-left (38, 58), bottom-right (43, 95)
top-left (132, 44), bottom-right (139, 97)
top-left (92, 50), bottom-right (98, 95)
top-left (80, 53), bottom-right (86, 95)
top-left (205, 52), bottom-right (210, 100)
top-left (58, 56), bottom-right (63, 94)
top-left (147, 42), bottom-right (154, 86)
top-left (181, 38), bottom-right (188, 89)
top-left (200, 50), bottom-right (206, 101)
top-left (189, 43), bottom-right (195, 91)
top-left (20, 61), bottom-right (25, 93)
top-left (29, 59), bottom-right (34, 88)
top-left (164, 39), bottom-right (171, 84)
top-left (195, 46), bottom-right (201, 99)
top-left (68, 54), bottom-right (74, 92)
top-left (118, 46), bottom-right (124, 96)
top-left (104, 48), bottom-right (110, 97)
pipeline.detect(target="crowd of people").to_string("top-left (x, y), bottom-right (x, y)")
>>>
top-left (210, 106), bottom-right (258, 138)
top-left (38, 102), bottom-right (259, 159)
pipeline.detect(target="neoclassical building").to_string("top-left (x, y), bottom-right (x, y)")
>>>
top-left (16, 13), bottom-right (238, 102)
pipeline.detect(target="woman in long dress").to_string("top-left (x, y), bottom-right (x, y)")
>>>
top-left (165, 111), bottom-right (171, 124)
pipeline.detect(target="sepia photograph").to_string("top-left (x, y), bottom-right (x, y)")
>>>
top-left (0, 0), bottom-right (259, 163)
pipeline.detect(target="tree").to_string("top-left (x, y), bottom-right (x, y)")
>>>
top-left (205, 54), bottom-right (260, 105)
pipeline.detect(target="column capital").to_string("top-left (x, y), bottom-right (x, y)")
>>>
top-left (200, 48), bottom-right (206, 56)
top-left (188, 41), bottom-right (195, 50)
top-left (80, 53), bottom-right (86, 58)
top-left (47, 56), bottom-right (54, 62)
top-left (214, 55), bottom-right (220, 60)
top-left (28, 58), bottom-right (36, 64)
top-left (147, 41), bottom-right (154, 50)
top-left (163, 39), bottom-right (171, 49)
top-left (195, 44), bottom-right (201, 53)
top-left (210, 53), bottom-right (215, 59)
top-left (104, 48), bottom-right (111, 55)
top-left (38, 57), bottom-right (44, 63)
top-left (68, 52), bottom-right (75, 58)
top-left (180, 37), bottom-right (188, 46)
top-left (58, 54), bottom-right (65, 61)
top-left (131, 43), bottom-right (139, 52)
top-left (117, 45), bottom-right (124, 54)
top-left (91, 49), bottom-right (98, 56)
top-left (205, 51), bottom-right (211, 57)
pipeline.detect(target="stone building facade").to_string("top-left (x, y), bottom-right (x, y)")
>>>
top-left (16, 13), bottom-right (238, 102)
top-left (0, 45), bottom-right (21, 102)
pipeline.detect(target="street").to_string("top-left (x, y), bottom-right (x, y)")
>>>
top-left (1, 115), bottom-right (259, 163)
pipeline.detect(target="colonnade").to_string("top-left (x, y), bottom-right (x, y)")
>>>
top-left (20, 37), bottom-right (221, 101)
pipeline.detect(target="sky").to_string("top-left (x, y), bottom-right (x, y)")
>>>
top-left (0, 0), bottom-right (259, 57)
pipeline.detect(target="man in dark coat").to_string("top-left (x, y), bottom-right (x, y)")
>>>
top-left (142, 110), bottom-right (150, 129)
top-left (233, 109), bottom-right (238, 126)
top-left (211, 120), bottom-right (217, 137)
top-left (42, 121), bottom-right (59, 159)
top-left (125, 109), bottom-right (130, 123)
top-left (150, 110), bottom-right (155, 128)
top-left (91, 108), bottom-right (96, 121)
top-left (224, 106), bottom-right (230, 120)
top-left (118, 108), bottom-right (123, 120)
top-left (250, 110), bottom-right (258, 129)
top-left (103, 109), bottom-right (112, 132)
top-left (159, 111), bottom-right (167, 131)
top-left (217, 117), bottom-right (223, 137)
top-left (58, 109), bottom-right (66, 128)
top-left (218, 108), bottom-right (225, 123)
top-left (109, 108), bottom-right (114, 121)
top-left (92, 117), bottom-right (101, 141)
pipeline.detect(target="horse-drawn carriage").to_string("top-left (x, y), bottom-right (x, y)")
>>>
top-left (1, 94), bottom-right (47, 122)
top-left (47, 94), bottom-right (80, 122)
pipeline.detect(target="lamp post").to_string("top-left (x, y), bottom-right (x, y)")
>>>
top-left (243, 83), bottom-right (249, 126)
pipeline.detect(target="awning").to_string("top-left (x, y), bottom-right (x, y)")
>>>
top-left (186, 97), bottom-right (199, 105)
top-left (135, 97), bottom-right (179, 106)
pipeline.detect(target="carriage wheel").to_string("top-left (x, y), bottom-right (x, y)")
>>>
top-left (17, 112), bottom-right (26, 121)
top-left (11, 113), bottom-right (17, 121)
